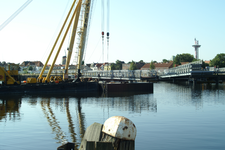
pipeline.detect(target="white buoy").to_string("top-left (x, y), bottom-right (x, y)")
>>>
top-left (102, 116), bottom-right (137, 141)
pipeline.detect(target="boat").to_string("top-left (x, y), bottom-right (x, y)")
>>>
top-left (0, 0), bottom-right (154, 95)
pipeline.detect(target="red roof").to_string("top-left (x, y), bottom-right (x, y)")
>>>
top-left (141, 61), bottom-right (173, 70)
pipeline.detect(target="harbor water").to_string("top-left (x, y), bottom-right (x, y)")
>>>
top-left (1, 82), bottom-right (225, 150)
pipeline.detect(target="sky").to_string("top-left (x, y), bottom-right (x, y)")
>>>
top-left (0, 0), bottom-right (225, 65)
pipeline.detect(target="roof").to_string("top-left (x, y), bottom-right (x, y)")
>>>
top-left (141, 61), bottom-right (173, 69)
top-left (204, 60), bottom-right (210, 64)
top-left (21, 61), bottom-right (44, 67)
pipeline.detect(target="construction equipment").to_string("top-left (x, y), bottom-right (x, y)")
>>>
top-left (36, 0), bottom-right (92, 83)
top-left (0, 64), bottom-right (20, 85)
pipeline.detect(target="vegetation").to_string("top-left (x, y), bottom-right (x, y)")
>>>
top-left (173, 53), bottom-right (196, 65)
top-left (150, 61), bottom-right (155, 70)
top-left (209, 53), bottom-right (225, 67)
top-left (138, 60), bottom-right (145, 63)
top-left (162, 59), bottom-right (170, 63)
top-left (129, 61), bottom-right (137, 70)
top-left (111, 60), bottom-right (123, 70)
top-left (201, 60), bottom-right (209, 69)
top-left (110, 63), bottom-right (116, 70)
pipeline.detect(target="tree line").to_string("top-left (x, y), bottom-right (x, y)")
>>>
top-left (109, 53), bottom-right (225, 70)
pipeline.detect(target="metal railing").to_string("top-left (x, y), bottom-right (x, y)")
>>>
top-left (82, 70), bottom-right (157, 80)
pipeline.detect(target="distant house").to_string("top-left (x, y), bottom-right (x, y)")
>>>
top-left (96, 63), bottom-right (104, 70)
top-left (21, 61), bottom-right (44, 67)
top-left (141, 61), bottom-right (173, 73)
top-left (122, 63), bottom-right (145, 70)
top-left (204, 61), bottom-right (210, 64)
top-left (20, 61), bottom-right (44, 72)
top-left (122, 64), bottom-right (130, 70)
top-left (82, 65), bottom-right (92, 72)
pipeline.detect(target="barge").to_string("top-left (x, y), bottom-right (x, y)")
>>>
top-left (0, 82), bottom-right (99, 95)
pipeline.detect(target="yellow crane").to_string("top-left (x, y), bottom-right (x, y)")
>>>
top-left (0, 64), bottom-right (20, 85)
top-left (36, 0), bottom-right (92, 83)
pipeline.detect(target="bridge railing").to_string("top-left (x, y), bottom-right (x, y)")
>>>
top-left (160, 60), bottom-right (203, 76)
top-left (82, 70), bottom-right (157, 80)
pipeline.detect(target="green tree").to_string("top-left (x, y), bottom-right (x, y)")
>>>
top-left (115, 60), bottom-right (122, 70)
top-left (129, 61), bottom-right (137, 70)
top-left (138, 60), bottom-right (144, 63)
top-left (110, 63), bottom-right (116, 70)
top-left (162, 59), bottom-right (169, 63)
top-left (201, 60), bottom-right (209, 69)
top-left (150, 61), bottom-right (155, 70)
top-left (209, 53), bottom-right (225, 67)
top-left (173, 53), bottom-right (195, 65)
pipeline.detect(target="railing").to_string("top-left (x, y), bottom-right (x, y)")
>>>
top-left (160, 60), bottom-right (203, 77)
top-left (82, 70), bottom-right (157, 80)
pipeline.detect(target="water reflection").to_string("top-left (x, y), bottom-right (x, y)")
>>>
top-left (0, 91), bottom-right (155, 148)
top-left (0, 97), bottom-right (21, 121)
top-left (40, 97), bottom-right (86, 149)
top-left (41, 99), bottom-right (67, 144)
top-left (1, 83), bottom-right (225, 150)
top-left (155, 82), bottom-right (225, 110)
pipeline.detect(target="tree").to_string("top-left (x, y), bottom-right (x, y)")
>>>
top-left (129, 61), bottom-right (137, 70)
top-left (162, 59), bottom-right (170, 63)
top-left (110, 63), bottom-right (116, 70)
top-left (115, 60), bottom-right (122, 70)
top-left (150, 61), bottom-right (155, 70)
top-left (209, 53), bottom-right (225, 67)
top-left (201, 60), bottom-right (209, 69)
top-left (173, 53), bottom-right (195, 65)
top-left (138, 60), bottom-right (145, 63)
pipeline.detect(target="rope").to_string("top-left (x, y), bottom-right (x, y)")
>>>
top-left (101, 0), bottom-right (105, 63)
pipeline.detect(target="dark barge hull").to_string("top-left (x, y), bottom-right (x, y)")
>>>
top-left (100, 82), bottom-right (153, 93)
top-left (0, 82), bottom-right (154, 95)
top-left (0, 82), bottom-right (99, 95)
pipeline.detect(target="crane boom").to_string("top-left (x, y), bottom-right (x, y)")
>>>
top-left (0, 0), bottom-right (33, 31)
top-left (76, 0), bottom-right (92, 81)
top-left (36, 0), bottom-right (92, 83)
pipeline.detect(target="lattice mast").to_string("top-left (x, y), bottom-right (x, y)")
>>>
top-left (76, 0), bottom-right (92, 79)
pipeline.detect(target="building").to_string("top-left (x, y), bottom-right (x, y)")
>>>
top-left (21, 61), bottom-right (44, 67)
top-left (62, 56), bottom-right (66, 65)
top-left (104, 63), bottom-right (112, 70)
top-left (141, 61), bottom-right (173, 73)
top-left (122, 63), bottom-right (145, 70)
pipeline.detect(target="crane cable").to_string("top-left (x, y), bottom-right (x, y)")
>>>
top-left (0, 0), bottom-right (33, 31)
top-left (107, 0), bottom-right (110, 63)
top-left (101, 0), bottom-right (105, 63)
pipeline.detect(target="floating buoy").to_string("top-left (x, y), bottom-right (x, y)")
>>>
top-left (55, 80), bottom-right (59, 83)
top-left (23, 81), bottom-right (26, 83)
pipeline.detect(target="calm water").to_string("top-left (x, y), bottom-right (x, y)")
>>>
top-left (0, 82), bottom-right (225, 150)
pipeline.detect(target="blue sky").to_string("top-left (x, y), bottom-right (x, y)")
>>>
top-left (0, 0), bottom-right (225, 65)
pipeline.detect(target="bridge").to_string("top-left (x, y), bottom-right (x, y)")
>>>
top-left (82, 70), bottom-right (157, 81)
top-left (82, 60), bottom-right (225, 83)
top-left (158, 60), bottom-right (225, 83)
top-left (20, 60), bottom-right (225, 83)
